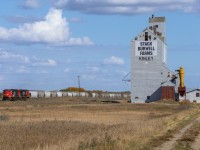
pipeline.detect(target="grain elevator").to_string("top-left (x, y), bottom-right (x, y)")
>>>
top-left (131, 15), bottom-right (180, 103)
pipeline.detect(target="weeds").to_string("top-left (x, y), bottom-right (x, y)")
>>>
top-left (79, 134), bottom-right (116, 150)
top-left (0, 97), bottom-right (199, 150)
top-left (0, 113), bottom-right (9, 121)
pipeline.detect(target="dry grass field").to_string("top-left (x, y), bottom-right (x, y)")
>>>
top-left (0, 97), bottom-right (199, 150)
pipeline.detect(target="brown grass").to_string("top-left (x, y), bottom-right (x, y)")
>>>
top-left (0, 97), bottom-right (199, 150)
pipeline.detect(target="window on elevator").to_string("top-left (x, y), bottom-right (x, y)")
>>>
top-left (145, 32), bottom-right (148, 41)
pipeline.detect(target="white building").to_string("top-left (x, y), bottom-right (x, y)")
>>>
top-left (131, 15), bottom-right (179, 103)
top-left (186, 89), bottom-right (200, 103)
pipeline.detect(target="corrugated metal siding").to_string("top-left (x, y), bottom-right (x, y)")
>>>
top-left (161, 86), bottom-right (175, 100)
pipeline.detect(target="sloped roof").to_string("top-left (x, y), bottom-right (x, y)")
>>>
top-left (134, 28), bottom-right (166, 44)
top-left (187, 89), bottom-right (200, 94)
top-left (161, 80), bottom-right (175, 87)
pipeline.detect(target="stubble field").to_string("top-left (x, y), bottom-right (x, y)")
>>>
top-left (0, 97), bottom-right (199, 150)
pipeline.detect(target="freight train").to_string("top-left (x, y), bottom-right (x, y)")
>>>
top-left (2, 89), bottom-right (30, 101)
top-left (2, 89), bottom-right (130, 101)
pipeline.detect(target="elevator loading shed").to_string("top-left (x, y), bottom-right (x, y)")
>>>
top-left (131, 16), bottom-right (180, 103)
top-left (185, 89), bottom-right (200, 103)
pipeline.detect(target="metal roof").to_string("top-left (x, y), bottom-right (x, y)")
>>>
top-left (187, 89), bottom-right (200, 93)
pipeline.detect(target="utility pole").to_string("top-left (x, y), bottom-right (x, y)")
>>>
top-left (77, 76), bottom-right (81, 96)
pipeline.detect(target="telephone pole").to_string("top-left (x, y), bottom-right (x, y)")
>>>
top-left (77, 76), bottom-right (81, 96)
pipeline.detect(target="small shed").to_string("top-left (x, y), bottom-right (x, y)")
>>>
top-left (186, 89), bottom-right (200, 103)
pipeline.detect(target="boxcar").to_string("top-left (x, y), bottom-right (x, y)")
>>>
top-left (44, 91), bottom-right (51, 98)
top-left (56, 91), bottom-right (62, 97)
top-left (38, 91), bottom-right (45, 98)
top-left (30, 90), bottom-right (38, 98)
top-left (51, 91), bottom-right (57, 98)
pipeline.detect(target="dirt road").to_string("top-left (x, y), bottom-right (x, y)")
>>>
top-left (192, 133), bottom-right (200, 150)
top-left (155, 116), bottom-right (200, 150)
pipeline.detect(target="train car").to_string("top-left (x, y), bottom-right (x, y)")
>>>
top-left (30, 90), bottom-right (38, 98)
top-left (56, 91), bottom-right (62, 97)
top-left (80, 92), bottom-right (87, 97)
top-left (92, 93), bottom-right (98, 98)
top-left (44, 91), bottom-right (51, 98)
top-left (2, 89), bottom-right (20, 101)
top-left (51, 91), bottom-right (57, 98)
top-left (85, 92), bottom-right (89, 97)
top-left (67, 92), bottom-right (73, 97)
top-left (72, 92), bottom-right (78, 97)
top-left (2, 89), bottom-right (13, 101)
top-left (20, 89), bottom-right (31, 100)
top-left (38, 91), bottom-right (45, 98)
top-left (62, 92), bottom-right (68, 97)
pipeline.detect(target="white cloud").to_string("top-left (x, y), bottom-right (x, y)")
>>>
top-left (22, 0), bottom-right (40, 9)
top-left (0, 8), bottom-right (93, 46)
top-left (33, 59), bottom-right (57, 67)
top-left (0, 49), bottom-right (30, 64)
top-left (104, 56), bottom-right (124, 65)
top-left (53, 0), bottom-right (198, 14)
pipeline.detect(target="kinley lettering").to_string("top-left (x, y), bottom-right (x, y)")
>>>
top-left (139, 57), bottom-right (153, 61)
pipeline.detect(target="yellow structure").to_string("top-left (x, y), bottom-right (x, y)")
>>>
top-left (178, 66), bottom-right (186, 97)
top-left (179, 67), bottom-right (185, 87)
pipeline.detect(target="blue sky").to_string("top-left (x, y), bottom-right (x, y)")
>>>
top-left (0, 0), bottom-right (200, 92)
